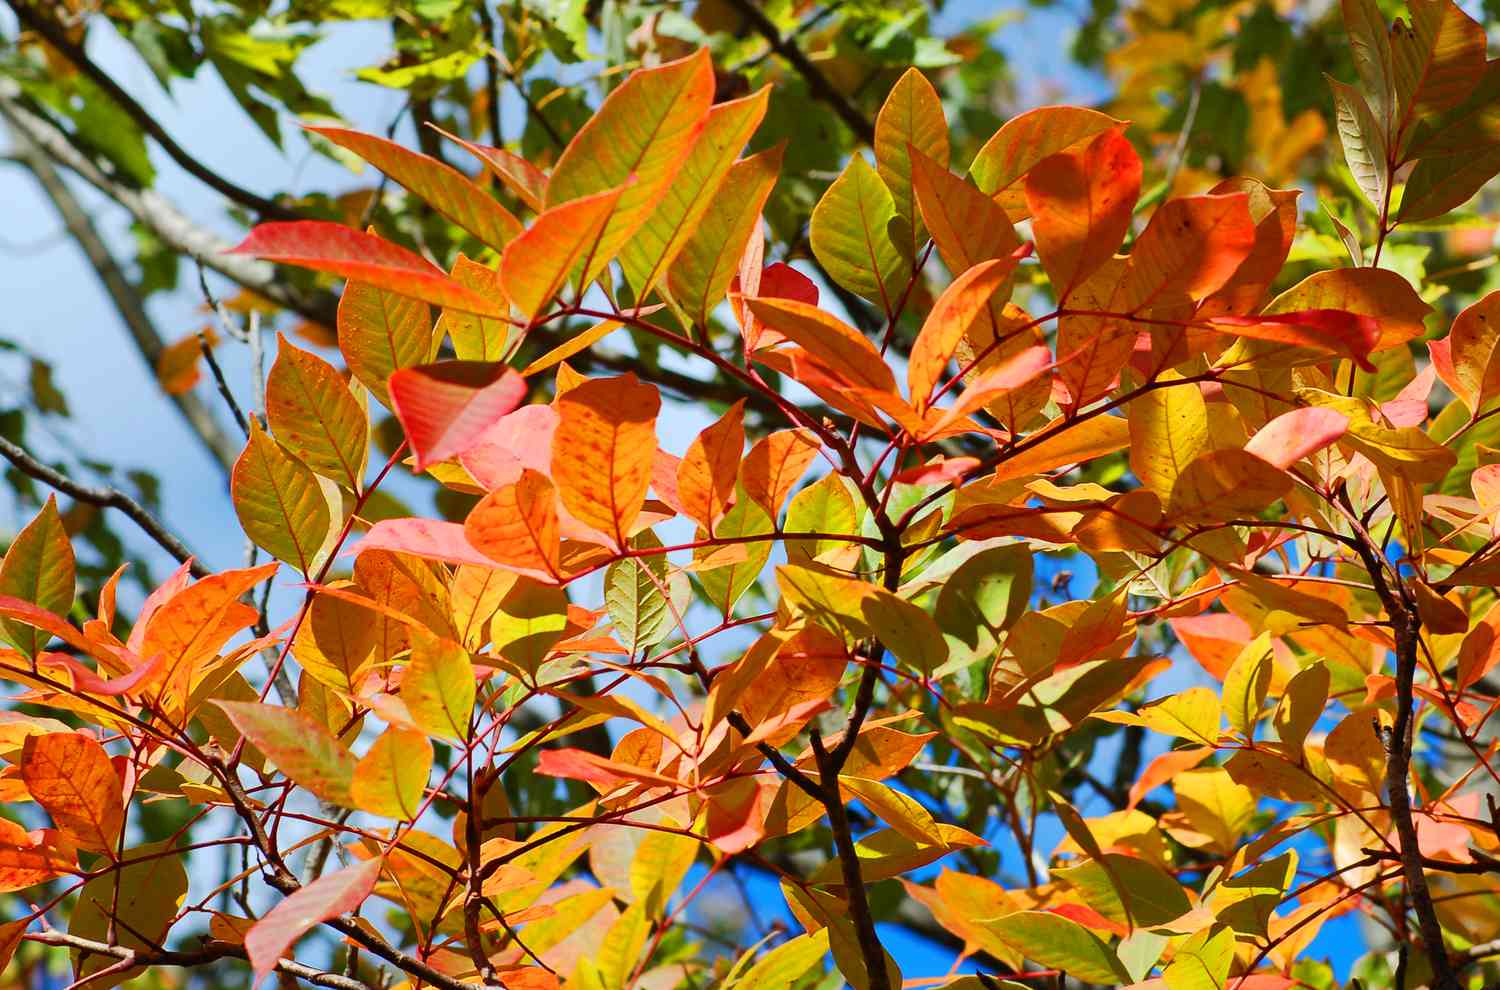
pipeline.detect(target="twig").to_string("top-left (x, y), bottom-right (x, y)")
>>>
top-left (0, 435), bottom-right (209, 577)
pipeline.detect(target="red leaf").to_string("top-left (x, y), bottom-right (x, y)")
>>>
top-left (389, 361), bottom-right (527, 470)
top-left (701, 777), bottom-right (774, 854)
top-left (893, 457), bottom-right (981, 486)
top-left (1207, 309), bottom-right (1379, 371)
top-left (245, 859), bottom-right (381, 986)
top-left (229, 223), bottom-right (503, 315)
top-left (1243, 407), bottom-right (1350, 469)
top-left (733, 262), bottom-right (819, 352)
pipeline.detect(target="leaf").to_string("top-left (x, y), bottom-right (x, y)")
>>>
top-left (141, 562), bottom-right (278, 706)
top-left (1054, 854), bottom-right (1192, 928)
top-left (605, 532), bottom-right (690, 653)
top-left (389, 361), bottom-right (527, 470)
top-left (1274, 662), bottom-right (1330, 749)
top-left (990, 414), bottom-right (1131, 483)
top-left (1243, 407), bottom-right (1350, 469)
top-left (490, 579), bottom-right (568, 674)
top-left (20, 733), bottom-right (123, 854)
top-left (501, 185), bottom-right (625, 322)
top-left (245, 859), bottom-right (381, 987)
top-left (1295, 387), bottom-right (1456, 483)
top-left (1116, 194), bottom-right (1256, 312)
top-left (213, 700), bottom-right (358, 807)
top-left (980, 911), bottom-right (1129, 984)
top-left (874, 68), bottom-right (949, 258)
top-left (434, 127), bottom-right (546, 212)
top-left (1163, 926), bottom-right (1235, 990)
top-left (1390, 0), bottom-right (1487, 129)
top-left (1097, 686), bottom-right (1221, 745)
top-left (266, 335), bottom-right (368, 491)
top-left (337, 279), bottom-right (433, 410)
top-left (677, 400), bottom-right (745, 531)
top-left (465, 470), bottom-right (563, 582)
top-left (669, 142), bottom-right (784, 329)
top-left (1128, 373), bottom-right (1208, 502)
top-left (1208, 310), bottom-right (1380, 371)
top-left (1167, 449), bottom-right (1293, 522)
top-left (403, 629), bottom-right (475, 742)
top-left (620, 86), bottom-right (770, 298)
top-left (293, 589), bottom-right (378, 694)
top-left (1328, 76), bottom-right (1390, 212)
top-left (0, 495), bottom-right (74, 658)
top-left (740, 429), bottom-right (821, 518)
top-left (1025, 127), bottom-right (1141, 300)
top-left (352, 727), bottom-right (432, 820)
top-left (745, 297), bottom-right (896, 394)
top-left (232, 420), bottom-right (332, 575)
top-left (1262, 267), bottom-right (1431, 351)
top-left (1401, 144), bottom-right (1500, 223)
top-left (1222, 633), bottom-right (1274, 738)
top-left (68, 840), bottom-right (186, 989)
top-left (551, 373), bottom-right (661, 548)
top-left (441, 256), bottom-right (513, 361)
top-left (970, 105), bottom-right (1123, 205)
top-left (909, 259), bottom-right (1020, 409)
top-left (862, 590), bottom-right (949, 675)
top-left (230, 223), bottom-right (504, 315)
top-left (810, 154), bottom-right (910, 311)
top-left (307, 126), bottom-right (522, 250)
top-left (911, 146), bottom-right (1021, 280)
top-left (546, 49), bottom-right (714, 289)
top-left (1436, 289), bottom-right (1500, 411)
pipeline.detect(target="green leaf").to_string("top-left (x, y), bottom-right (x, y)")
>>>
top-left (874, 67), bottom-right (949, 259)
top-left (784, 473), bottom-right (861, 564)
top-left (68, 841), bottom-right (187, 990)
top-left (491, 578), bottom-right (568, 674)
top-left (810, 153), bottom-right (910, 312)
top-left (403, 628), bottom-right (476, 742)
top-left (1222, 632), bottom-right (1274, 739)
top-left (931, 543), bottom-right (1032, 669)
top-left (980, 911), bottom-right (1130, 984)
top-left (0, 495), bottom-right (75, 658)
top-left (266, 335), bottom-right (369, 492)
top-left (605, 531), bottom-right (690, 653)
top-left (213, 700), bottom-right (358, 807)
top-left (861, 591), bottom-right (948, 675)
top-left (337, 279), bottom-right (434, 410)
top-left (669, 143), bottom-right (784, 330)
top-left (232, 420), bottom-right (333, 575)
top-left (694, 491), bottom-right (773, 617)
top-left (1163, 924), bottom-right (1236, 990)
top-left (352, 726), bottom-right (432, 819)
top-left (725, 931), bottom-right (830, 990)
top-left (1328, 76), bottom-right (1389, 212)
top-left (1054, 853), bottom-right (1193, 928)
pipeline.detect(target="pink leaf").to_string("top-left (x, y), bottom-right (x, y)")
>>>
top-left (246, 859), bottom-right (381, 986)
top-left (229, 223), bottom-right (503, 315)
top-left (389, 362), bottom-right (528, 470)
top-left (459, 405), bottom-right (559, 489)
top-left (352, 519), bottom-right (554, 583)
top-left (1244, 407), bottom-right (1350, 469)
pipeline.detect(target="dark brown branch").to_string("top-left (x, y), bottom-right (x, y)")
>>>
top-left (6, 0), bottom-right (299, 220)
top-left (0, 435), bottom-right (210, 577)
top-left (720, 0), bottom-right (875, 144)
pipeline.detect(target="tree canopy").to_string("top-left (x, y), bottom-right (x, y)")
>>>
top-left (1, 1), bottom-right (1500, 990)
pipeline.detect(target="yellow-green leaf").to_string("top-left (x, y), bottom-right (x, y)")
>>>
top-left (810, 154), bottom-right (910, 312)
top-left (352, 726), bottom-right (432, 820)
top-left (266, 335), bottom-right (369, 492)
top-left (0, 495), bottom-right (74, 658)
top-left (232, 420), bottom-right (333, 575)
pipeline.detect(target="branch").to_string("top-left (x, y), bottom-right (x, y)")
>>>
top-left (0, 82), bottom-right (340, 328)
top-left (3, 113), bottom-right (243, 471)
top-left (6, 0), bottom-right (298, 221)
top-left (0, 435), bottom-right (210, 578)
top-left (22, 929), bottom-right (370, 990)
top-left (720, 0), bottom-right (875, 144)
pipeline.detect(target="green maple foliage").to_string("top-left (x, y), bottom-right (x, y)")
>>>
top-left (2, 2), bottom-right (1500, 990)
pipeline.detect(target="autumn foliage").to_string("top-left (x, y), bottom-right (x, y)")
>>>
top-left (5, 2), bottom-right (1500, 990)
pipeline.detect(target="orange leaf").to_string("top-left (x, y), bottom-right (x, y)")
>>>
top-left (1209, 310), bottom-right (1379, 371)
top-left (552, 374), bottom-right (661, 548)
top-left (20, 732), bottom-right (123, 854)
top-left (990, 414), bottom-right (1131, 483)
top-left (911, 146), bottom-right (1021, 277)
top-left (434, 127), bottom-right (546, 212)
top-left (389, 361), bottom-right (527, 470)
top-left (745, 297), bottom-right (895, 394)
top-left (230, 223), bottom-right (504, 316)
top-left (465, 470), bottom-right (563, 583)
top-left (1025, 127), bottom-right (1141, 301)
top-left (740, 429), bottom-right (821, 518)
top-left (501, 185), bottom-right (626, 321)
top-left (336, 279), bottom-right (433, 410)
top-left (677, 400), bottom-right (745, 531)
top-left (306, 126), bottom-right (522, 250)
top-left (1116, 193), bottom-right (1257, 313)
top-left (909, 258), bottom-right (1021, 409)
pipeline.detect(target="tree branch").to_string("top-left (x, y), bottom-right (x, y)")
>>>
top-left (3, 112), bottom-right (243, 471)
top-left (0, 435), bottom-right (210, 577)
top-left (720, 0), bottom-right (875, 144)
top-left (0, 83), bottom-right (340, 328)
top-left (6, 0), bottom-right (299, 220)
